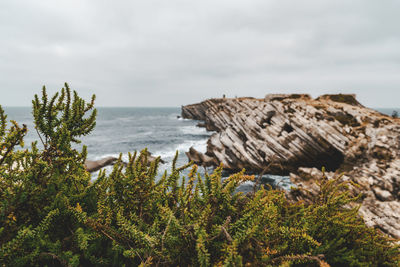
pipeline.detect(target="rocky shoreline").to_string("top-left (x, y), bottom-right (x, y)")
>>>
top-left (182, 94), bottom-right (400, 238)
top-left (84, 151), bottom-right (164, 173)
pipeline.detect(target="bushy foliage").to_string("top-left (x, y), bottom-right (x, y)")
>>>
top-left (0, 85), bottom-right (399, 266)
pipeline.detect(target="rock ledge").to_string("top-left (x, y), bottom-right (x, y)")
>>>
top-left (182, 94), bottom-right (400, 238)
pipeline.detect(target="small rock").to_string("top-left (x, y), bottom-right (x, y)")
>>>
top-left (373, 187), bottom-right (394, 201)
top-left (85, 157), bottom-right (117, 172)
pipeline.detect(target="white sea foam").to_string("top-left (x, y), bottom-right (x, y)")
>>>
top-left (90, 137), bottom-right (208, 169)
top-left (178, 138), bottom-right (209, 154)
top-left (179, 125), bottom-right (211, 136)
top-left (155, 138), bottom-right (209, 160)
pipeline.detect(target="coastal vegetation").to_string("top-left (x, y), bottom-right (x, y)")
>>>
top-left (0, 85), bottom-right (399, 266)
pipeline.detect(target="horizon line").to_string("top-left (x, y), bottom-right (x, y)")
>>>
top-left (2, 105), bottom-right (181, 108)
top-left (2, 105), bottom-right (400, 110)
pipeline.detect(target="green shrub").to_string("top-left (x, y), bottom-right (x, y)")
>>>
top-left (0, 85), bottom-right (399, 266)
top-left (318, 94), bottom-right (361, 106)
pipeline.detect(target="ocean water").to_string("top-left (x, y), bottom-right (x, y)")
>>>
top-left (375, 108), bottom-right (400, 117)
top-left (3, 107), bottom-right (286, 191)
top-left (3, 107), bottom-right (207, 173)
top-left (3, 106), bottom-right (397, 191)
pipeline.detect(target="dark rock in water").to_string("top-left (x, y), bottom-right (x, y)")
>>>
top-left (85, 157), bottom-right (118, 172)
top-left (185, 147), bottom-right (217, 167)
top-left (85, 152), bottom-right (164, 173)
top-left (182, 93), bottom-right (400, 238)
top-left (144, 151), bottom-right (165, 164)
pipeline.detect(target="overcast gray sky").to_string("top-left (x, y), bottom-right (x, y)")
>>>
top-left (0, 0), bottom-right (399, 107)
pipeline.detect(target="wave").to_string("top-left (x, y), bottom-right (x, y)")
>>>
top-left (89, 137), bottom-right (209, 165)
top-left (154, 138), bottom-right (209, 160)
top-left (179, 125), bottom-right (212, 136)
top-left (177, 117), bottom-right (192, 121)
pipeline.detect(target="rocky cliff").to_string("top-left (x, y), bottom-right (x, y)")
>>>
top-left (182, 94), bottom-right (400, 238)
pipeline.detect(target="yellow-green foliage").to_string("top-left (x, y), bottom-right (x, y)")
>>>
top-left (0, 86), bottom-right (399, 266)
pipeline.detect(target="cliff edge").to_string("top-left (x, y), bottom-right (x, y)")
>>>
top-left (182, 94), bottom-right (400, 238)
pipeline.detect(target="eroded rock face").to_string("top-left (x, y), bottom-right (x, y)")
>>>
top-left (185, 147), bottom-right (218, 167)
top-left (84, 151), bottom-right (164, 173)
top-left (182, 94), bottom-right (400, 238)
top-left (85, 157), bottom-right (117, 173)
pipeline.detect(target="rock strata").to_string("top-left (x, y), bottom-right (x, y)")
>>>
top-left (182, 94), bottom-right (400, 238)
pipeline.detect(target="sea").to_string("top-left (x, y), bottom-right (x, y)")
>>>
top-left (3, 106), bottom-right (398, 192)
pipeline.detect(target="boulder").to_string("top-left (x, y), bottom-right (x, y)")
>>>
top-left (185, 147), bottom-right (217, 167)
top-left (85, 157), bottom-right (117, 172)
top-left (143, 151), bottom-right (165, 165)
top-left (85, 152), bottom-right (164, 173)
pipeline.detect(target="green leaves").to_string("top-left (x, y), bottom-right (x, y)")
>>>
top-left (32, 83), bottom-right (97, 151)
top-left (0, 106), bottom-right (27, 166)
top-left (88, 150), bottom-right (399, 266)
top-left (0, 84), bottom-right (96, 266)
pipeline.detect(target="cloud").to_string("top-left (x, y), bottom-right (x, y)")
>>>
top-left (0, 0), bottom-right (399, 107)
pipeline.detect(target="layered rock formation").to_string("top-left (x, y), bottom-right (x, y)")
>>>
top-left (182, 94), bottom-right (400, 238)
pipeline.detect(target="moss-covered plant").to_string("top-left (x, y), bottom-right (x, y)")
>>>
top-left (0, 85), bottom-right (399, 266)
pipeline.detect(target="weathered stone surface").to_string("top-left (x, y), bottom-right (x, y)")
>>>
top-left (84, 151), bottom-right (164, 173)
top-left (185, 147), bottom-right (217, 167)
top-left (143, 151), bottom-right (165, 165)
top-left (85, 157), bottom-right (117, 172)
top-left (182, 94), bottom-right (400, 238)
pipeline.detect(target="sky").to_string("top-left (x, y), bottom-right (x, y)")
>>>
top-left (0, 0), bottom-right (399, 107)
